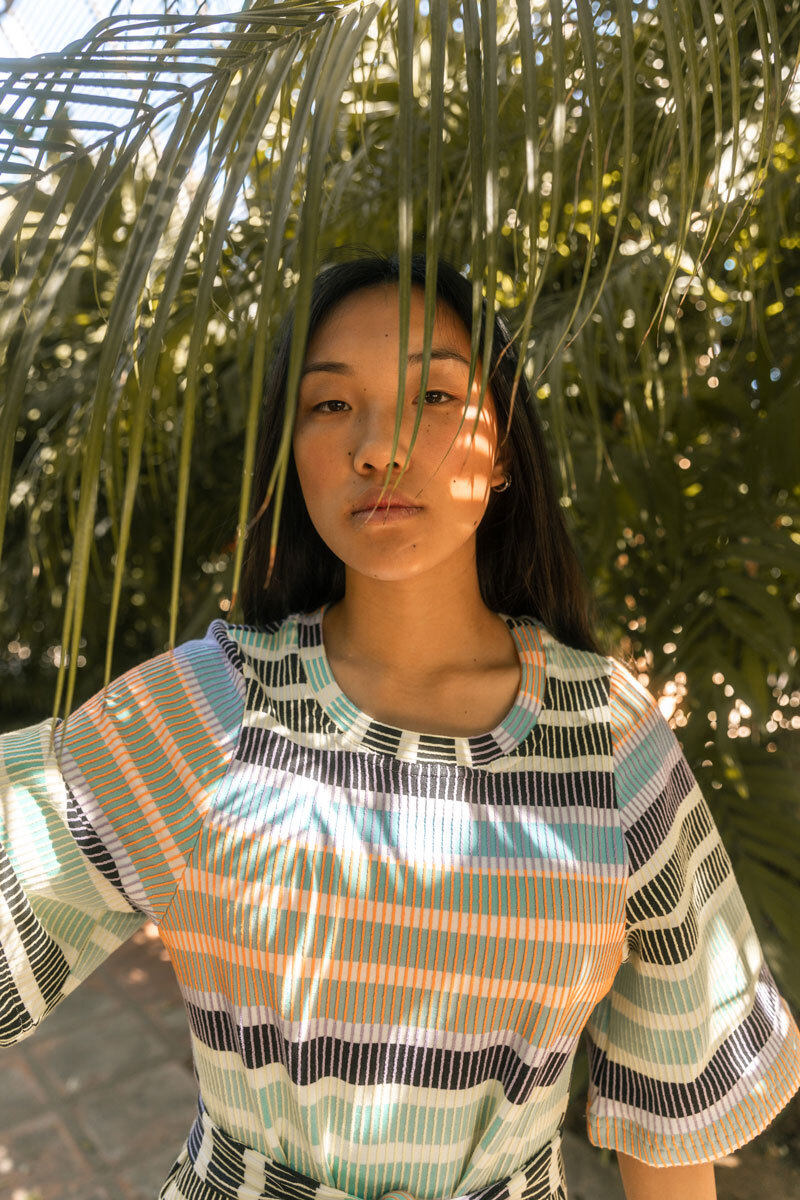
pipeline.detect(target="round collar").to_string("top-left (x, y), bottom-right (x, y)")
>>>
top-left (294, 604), bottom-right (547, 765)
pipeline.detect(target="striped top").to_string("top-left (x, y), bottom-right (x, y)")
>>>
top-left (2, 604), bottom-right (799, 1200)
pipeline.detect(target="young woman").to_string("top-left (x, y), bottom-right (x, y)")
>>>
top-left (2, 252), bottom-right (798, 1200)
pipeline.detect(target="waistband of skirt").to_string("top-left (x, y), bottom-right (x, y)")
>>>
top-left (172, 1093), bottom-right (566, 1200)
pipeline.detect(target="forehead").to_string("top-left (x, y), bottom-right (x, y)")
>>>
top-left (305, 283), bottom-right (470, 355)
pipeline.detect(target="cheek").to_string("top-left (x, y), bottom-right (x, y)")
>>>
top-left (437, 421), bottom-right (497, 493)
top-left (292, 433), bottom-right (333, 500)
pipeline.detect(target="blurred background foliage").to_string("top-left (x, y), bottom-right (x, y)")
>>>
top-left (0, 0), bottom-right (799, 1038)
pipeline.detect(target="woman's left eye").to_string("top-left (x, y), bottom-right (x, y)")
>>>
top-left (312, 400), bottom-right (349, 412)
top-left (419, 390), bottom-right (452, 405)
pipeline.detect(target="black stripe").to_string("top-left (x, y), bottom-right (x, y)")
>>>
top-left (624, 756), bottom-right (697, 871)
top-left (184, 1001), bottom-right (571, 1106)
top-left (628, 809), bottom-right (731, 928)
top-left (587, 961), bottom-right (780, 1118)
top-left (65, 789), bottom-right (144, 912)
top-left (233, 726), bottom-right (616, 808)
top-left (0, 844), bottom-right (69, 1042)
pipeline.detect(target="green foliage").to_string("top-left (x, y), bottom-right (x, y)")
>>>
top-left (1, 0), bottom-right (799, 1010)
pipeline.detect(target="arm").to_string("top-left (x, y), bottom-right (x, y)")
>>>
top-left (0, 718), bottom-right (148, 1045)
top-left (1, 623), bottom-right (244, 1046)
top-left (617, 1152), bottom-right (716, 1200)
top-left (583, 658), bottom-right (800, 1176)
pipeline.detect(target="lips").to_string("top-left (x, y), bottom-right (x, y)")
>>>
top-left (351, 488), bottom-right (422, 514)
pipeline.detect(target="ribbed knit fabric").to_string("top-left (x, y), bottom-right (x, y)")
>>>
top-left (1, 604), bottom-right (798, 1200)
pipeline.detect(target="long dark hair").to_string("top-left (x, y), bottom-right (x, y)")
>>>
top-left (239, 250), bottom-right (605, 655)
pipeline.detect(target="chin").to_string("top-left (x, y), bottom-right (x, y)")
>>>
top-left (322, 530), bottom-right (476, 582)
top-left (350, 561), bottom-right (431, 582)
top-left (335, 547), bottom-right (436, 582)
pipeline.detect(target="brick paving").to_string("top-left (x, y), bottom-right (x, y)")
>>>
top-left (1, 924), bottom-right (197, 1199)
top-left (1, 923), bottom-right (795, 1199)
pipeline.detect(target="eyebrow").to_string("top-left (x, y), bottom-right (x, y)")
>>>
top-left (300, 348), bottom-right (471, 380)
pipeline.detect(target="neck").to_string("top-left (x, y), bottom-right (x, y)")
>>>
top-left (322, 554), bottom-right (512, 683)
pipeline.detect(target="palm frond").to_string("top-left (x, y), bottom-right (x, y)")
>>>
top-left (0, 0), bottom-right (796, 729)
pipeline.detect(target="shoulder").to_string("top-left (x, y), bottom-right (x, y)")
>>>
top-left (511, 613), bottom-right (612, 684)
top-left (601, 655), bottom-right (691, 826)
top-left (603, 655), bottom-right (683, 771)
top-left (603, 655), bottom-right (665, 744)
top-left (216, 612), bottom-right (296, 651)
top-left (512, 616), bottom-right (661, 726)
top-left (213, 611), bottom-right (302, 675)
top-left (522, 617), bottom-right (681, 774)
top-left (117, 612), bottom-right (298, 702)
top-left (57, 618), bottom-right (257, 769)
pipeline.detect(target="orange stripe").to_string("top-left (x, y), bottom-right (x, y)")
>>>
top-left (160, 926), bottom-right (604, 1010)
top-left (74, 664), bottom-right (226, 880)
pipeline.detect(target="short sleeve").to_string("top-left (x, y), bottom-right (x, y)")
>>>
top-left (584, 658), bottom-right (800, 1166)
top-left (0, 621), bottom-right (245, 1046)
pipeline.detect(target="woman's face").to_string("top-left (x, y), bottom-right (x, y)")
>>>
top-left (292, 283), bottom-right (508, 583)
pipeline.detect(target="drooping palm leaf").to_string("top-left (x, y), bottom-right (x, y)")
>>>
top-left (1, 0), bottom-right (792, 705)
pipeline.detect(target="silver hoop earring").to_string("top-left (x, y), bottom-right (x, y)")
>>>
top-left (493, 472), bottom-right (512, 493)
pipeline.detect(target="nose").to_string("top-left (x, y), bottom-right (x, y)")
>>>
top-left (351, 401), bottom-right (411, 475)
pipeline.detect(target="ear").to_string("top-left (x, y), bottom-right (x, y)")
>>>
top-left (490, 445), bottom-right (512, 489)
